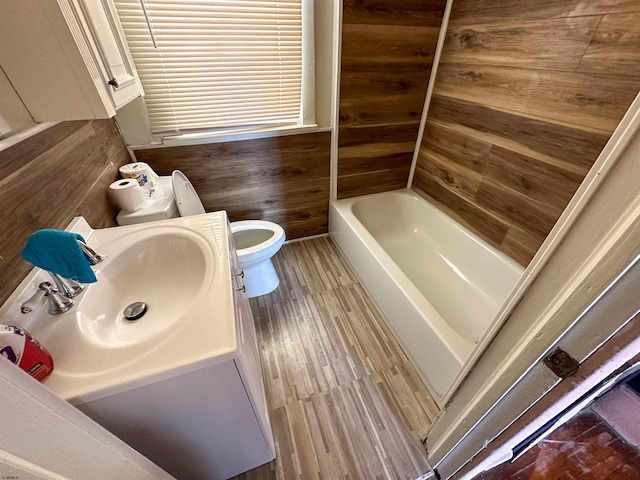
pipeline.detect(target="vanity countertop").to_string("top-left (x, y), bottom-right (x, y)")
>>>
top-left (0, 212), bottom-right (241, 405)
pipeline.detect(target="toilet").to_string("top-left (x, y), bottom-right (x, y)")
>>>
top-left (117, 170), bottom-right (285, 298)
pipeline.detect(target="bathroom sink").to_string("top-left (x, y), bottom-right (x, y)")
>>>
top-left (78, 230), bottom-right (208, 348)
top-left (1, 213), bottom-right (239, 403)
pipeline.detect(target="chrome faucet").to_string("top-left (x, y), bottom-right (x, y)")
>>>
top-left (44, 240), bottom-right (105, 298)
top-left (21, 282), bottom-right (74, 315)
top-left (49, 272), bottom-right (84, 298)
top-left (78, 240), bottom-right (106, 265)
top-left (19, 238), bottom-right (106, 315)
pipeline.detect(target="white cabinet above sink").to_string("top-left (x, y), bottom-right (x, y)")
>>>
top-left (0, 0), bottom-right (143, 121)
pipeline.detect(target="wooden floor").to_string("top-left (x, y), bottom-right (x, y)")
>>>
top-left (475, 410), bottom-right (640, 480)
top-left (231, 236), bottom-right (439, 480)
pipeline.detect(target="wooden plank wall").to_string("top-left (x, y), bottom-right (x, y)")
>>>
top-left (337, 0), bottom-right (447, 199)
top-left (0, 120), bottom-right (131, 305)
top-left (134, 132), bottom-right (331, 240)
top-left (412, 0), bottom-right (640, 265)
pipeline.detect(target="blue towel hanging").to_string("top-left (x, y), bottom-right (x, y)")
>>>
top-left (21, 229), bottom-right (97, 283)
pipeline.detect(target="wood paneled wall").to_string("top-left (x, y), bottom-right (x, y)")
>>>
top-left (134, 132), bottom-right (331, 240)
top-left (0, 120), bottom-right (131, 305)
top-left (337, 0), bottom-right (447, 199)
top-left (413, 0), bottom-right (640, 265)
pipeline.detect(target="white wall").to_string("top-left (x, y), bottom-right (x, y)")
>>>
top-left (0, 357), bottom-right (173, 479)
top-left (313, 0), bottom-right (337, 129)
top-left (0, 67), bottom-right (35, 140)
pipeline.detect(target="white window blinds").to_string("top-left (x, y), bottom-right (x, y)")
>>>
top-left (113, 0), bottom-right (303, 135)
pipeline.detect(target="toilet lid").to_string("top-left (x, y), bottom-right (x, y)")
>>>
top-left (172, 170), bottom-right (206, 216)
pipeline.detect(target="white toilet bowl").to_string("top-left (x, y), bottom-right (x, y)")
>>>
top-left (116, 170), bottom-right (286, 298)
top-left (231, 220), bottom-right (285, 298)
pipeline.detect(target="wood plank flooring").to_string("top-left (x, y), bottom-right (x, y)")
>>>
top-left (231, 236), bottom-right (439, 480)
top-left (474, 410), bottom-right (640, 479)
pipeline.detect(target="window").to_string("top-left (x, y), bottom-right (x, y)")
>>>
top-left (113, 0), bottom-right (313, 139)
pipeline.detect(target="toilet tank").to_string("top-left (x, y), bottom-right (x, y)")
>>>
top-left (116, 177), bottom-right (180, 226)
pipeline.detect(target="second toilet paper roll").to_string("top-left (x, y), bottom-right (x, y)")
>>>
top-left (109, 178), bottom-right (150, 212)
top-left (119, 162), bottom-right (159, 189)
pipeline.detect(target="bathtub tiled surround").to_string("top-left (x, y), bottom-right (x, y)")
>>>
top-left (413, 0), bottom-right (640, 265)
top-left (232, 236), bottom-right (439, 479)
top-left (0, 120), bottom-right (131, 305)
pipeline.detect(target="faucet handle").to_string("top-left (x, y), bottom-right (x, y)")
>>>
top-left (21, 282), bottom-right (75, 316)
top-left (20, 289), bottom-right (46, 314)
top-left (39, 282), bottom-right (75, 315)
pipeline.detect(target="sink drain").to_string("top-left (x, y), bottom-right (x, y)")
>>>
top-left (124, 302), bottom-right (147, 321)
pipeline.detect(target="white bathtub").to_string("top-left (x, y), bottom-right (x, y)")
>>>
top-left (329, 189), bottom-right (523, 406)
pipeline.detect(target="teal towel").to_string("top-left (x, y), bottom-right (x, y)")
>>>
top-left (21, 229), bottom-right (97, 283)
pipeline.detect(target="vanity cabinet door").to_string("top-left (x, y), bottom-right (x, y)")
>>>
top-left (233, 286), bottom-right (276, 459)
top-left (227, 220), bottom-right (275, 457)
top-left (77, 361), bottom-right (273, 480)
top-left (0, 0), bottom-right (143, 121)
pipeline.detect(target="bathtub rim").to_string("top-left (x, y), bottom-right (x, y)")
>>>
top-left (329, 209), bottom-right (462, 405)
top-left (331, 190), bottom-right (508, 404)
top-left (349, 187), bottom-right (524, 308)
top-left (330, 190), bottom-right (476, 362)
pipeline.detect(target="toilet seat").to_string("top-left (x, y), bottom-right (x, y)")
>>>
top-left (118, 169), bottom-right (285, 298)
top-left (231, 220), bottom-right (285, 264)
top-left (172, 170), bottom-right (206, 216)
top-left (231, 220), bottom-right (285, 297)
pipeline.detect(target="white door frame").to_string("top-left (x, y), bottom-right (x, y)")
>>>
top-left (426, 91), bottom-right (640, 477)
top-left (441, 90), bottom-right (640, 405)
top-left (459, 282), bottom-right (640, 479)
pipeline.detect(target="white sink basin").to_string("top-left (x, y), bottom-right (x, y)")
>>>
top-left (79, 230), bottom-right (208, 348)
top-left (1, 213), bottom-right (239, 403)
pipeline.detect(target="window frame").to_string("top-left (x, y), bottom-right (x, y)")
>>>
top-left (114, 0), bottom-right (316, 147)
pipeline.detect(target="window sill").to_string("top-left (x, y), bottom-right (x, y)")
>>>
top-left (129, 123), bottom-right (325, 150)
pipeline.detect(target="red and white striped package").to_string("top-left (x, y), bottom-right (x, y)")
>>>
top-left (0, 324), bottom-right (54, 381)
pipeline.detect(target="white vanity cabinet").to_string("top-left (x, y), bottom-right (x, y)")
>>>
top-left (0, 0), bottom-right (143, 121)
top-left (73, 218), bottom-right (275, 480)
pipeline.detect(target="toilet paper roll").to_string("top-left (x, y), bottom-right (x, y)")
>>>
top-left (119, 162), bottom-right (159, 189)
top-left (109, 178), bottom-right (150, 212)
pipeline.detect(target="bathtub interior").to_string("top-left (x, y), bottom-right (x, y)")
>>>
top-left (351, 190), bottom-right (522, 343)
top-left (330, 189), bottom-right (526, 403)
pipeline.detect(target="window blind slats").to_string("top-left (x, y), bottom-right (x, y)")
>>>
top-left (144, 87), bottom-right (302, 96)
top-left (114, 0), bottom-right (303, 135)
top-left (143, 81), bottom-right (301, 90)
top-left (145, 95), bottom-right (301, 106)
top-left (148, 104), bottom-right (301, 116)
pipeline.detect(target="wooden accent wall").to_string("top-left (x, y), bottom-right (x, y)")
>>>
top-left (337, 0), bottom-right (447, 199)
top-left (134, 132), bottom-right (331, 240)
top-left (0, 120), bottom-right (131, 305)
top-left (413, 0), bottom-right (640, 265)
